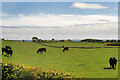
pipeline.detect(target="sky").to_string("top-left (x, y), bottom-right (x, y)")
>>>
top-left (1, 2), bottom-right (118, 40)
top-left (2, 0), bottom-right (120, 2)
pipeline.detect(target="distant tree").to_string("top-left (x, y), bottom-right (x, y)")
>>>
top-left (38, 39), bottom-right (42, 43)
top-left (118, 40), bottom-right (120, 43)
top-left (81, 38), bottom-right (103, 43)
top-left (112, 40), bottom-right (117, 43)
top-left (23, 39), bottom-right (25, 42)
top-left (2, 38), bottom-right (5, 40)
top-left (52, 38), bottom-right (55, 42)
top-left (32, 37), bottom-right (38, 42)
top-left (52, 38), bottom-right (55, 41)
top-left (105, 40), bottom-right (109, 43)
top-left (68, 39), bottom-right (71, 42)
top-left (105, 39), bottom-right (117, 43)
top-left (60, 40), bottom-right (65, 42)
top-left (109, 40), bottom-right (114, 43)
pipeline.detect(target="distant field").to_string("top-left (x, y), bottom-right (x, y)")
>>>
top-left (42, 42), bottom-right (107, 47)
top-left (2, 40), bottom-right (118, 78)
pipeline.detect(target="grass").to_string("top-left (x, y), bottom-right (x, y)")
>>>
top-left (42, 42), bottom-right (107, 47)
top-left (2, 40), bottom-right (118, 78)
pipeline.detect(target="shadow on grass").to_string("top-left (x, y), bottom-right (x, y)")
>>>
top-left (37, 52), bottom-right (46, 54)
top-left (103, 67), bottom-right (111, 69)
top-left (4, 55), bottom-right (9, 57)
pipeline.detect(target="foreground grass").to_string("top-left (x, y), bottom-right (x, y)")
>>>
top-left (2, 40), bottom-right (118, 78)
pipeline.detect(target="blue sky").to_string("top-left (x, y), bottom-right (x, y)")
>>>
top-left (2, 2), bottom-right (118, 16)
top-left (2, 0), bottom-right (120, 2)
top-left (1, 2), bottom-right (118, 40)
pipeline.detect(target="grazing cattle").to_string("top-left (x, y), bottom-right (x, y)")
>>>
top-left (37, 48), bottom-right (46, 53)
top-left (63, 47), bottom-right (69, 52)
top-left (2, 47), bottom-right (7, 55)
top-left (109, 57), bottom-right (117, 70)
top-left (5, 46), bottom-right (12, 50)
top-left (7, 49), bottom-right (13, 57)
top-left (2, 47), bottom-right (13, 57)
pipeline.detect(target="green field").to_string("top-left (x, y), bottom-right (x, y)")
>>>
top-left (2, 40), bottom-right (118, 78)
top-left (42, 42), bottom-right (107, 47)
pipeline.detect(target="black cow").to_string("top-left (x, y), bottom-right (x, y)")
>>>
top-left (5, 46), bottom-right (12, 50)
top-left (63, 47), bottom-right (69, 52)
top-left (37, 48), bottom-right (46, 53)
top-left (109, 57), bottom-right (117, 70)
top-left (2, 47), bottom-right (13, 57)
top-left (7, 49), bottom-right (13, 57)
top-left (2, 47), bottom-right (7, 55)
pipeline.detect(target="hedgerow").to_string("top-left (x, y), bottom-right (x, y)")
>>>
top-left (2, 62), bottom-right (80, 80)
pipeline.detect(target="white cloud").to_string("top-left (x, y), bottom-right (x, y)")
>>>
top-left (71, 2), bottom-right (109, 9)
top-left (2, 22), bottom-right (118, 40)
top-left (1, 13), bottom-right (118, 40)
top-left (2, 13), bottom-right (117, 27)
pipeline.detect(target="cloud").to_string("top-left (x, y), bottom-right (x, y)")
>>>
top-left (2, 22), bottom-right (118, 40)
top-left (71, 2), bottom-right (109, 9)
top-left (2, 13), bottom-right (117, 27)
top-left (2, 13), bottom-right (118, 40)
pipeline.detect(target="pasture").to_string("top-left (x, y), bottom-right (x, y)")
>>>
top-left (2, 40), bottom-right (118, 78)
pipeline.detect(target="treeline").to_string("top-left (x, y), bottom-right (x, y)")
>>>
top-left (81, 39), bottom-right (120, 43)
top-left (32, 37), bottom-right (72, 43)
top-left (105, 39), bottom-right (120, 43)
top-left (32, 37), bottom-right (119, 43)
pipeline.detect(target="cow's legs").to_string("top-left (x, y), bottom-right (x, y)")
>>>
top-left (114, 64), bottom-right (116, 70)
top-left (110, 64), bottom-right (112, 68)
top-left (112, 65), bottom-right (114, 69)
